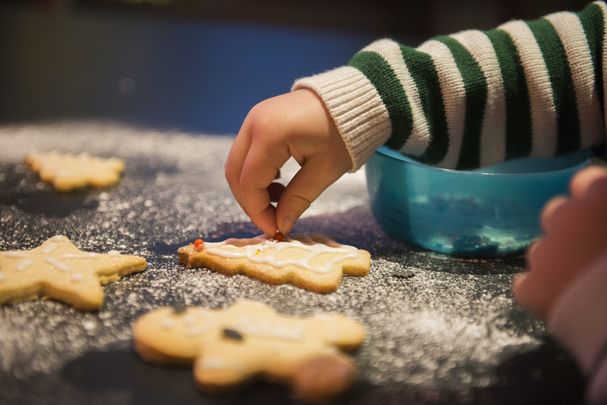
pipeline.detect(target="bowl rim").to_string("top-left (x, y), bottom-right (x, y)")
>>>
top-left (373, 146), bottom-right (593, 177)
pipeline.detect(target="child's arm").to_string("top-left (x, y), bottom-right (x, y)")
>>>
top-left (226, 1), bottom-right (607, 235)
top-left (514, 166), bottom-right (607, 404)
top-left (224, 89), bottom-right (351, 235)
top-left (295, 1), bottom-right (606, 171)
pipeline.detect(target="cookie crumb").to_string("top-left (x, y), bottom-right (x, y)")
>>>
top-left (392, 270), bottom-right (416, 279)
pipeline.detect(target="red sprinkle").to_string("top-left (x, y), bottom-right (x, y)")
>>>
top-left (273, 231), bottom-right (285, 242)
top-left (194, 238), bottom-right (204, 251)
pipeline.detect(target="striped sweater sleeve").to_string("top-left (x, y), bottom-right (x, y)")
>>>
top-left (293, 1), bottom-right (607, 171)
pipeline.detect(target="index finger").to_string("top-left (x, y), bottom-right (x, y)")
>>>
top-left (225, 121), bottom-right (253, 214)
top-left (240, 139), bottom-right (291, 235)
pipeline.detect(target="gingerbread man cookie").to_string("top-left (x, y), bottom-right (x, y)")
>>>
top-left (133, 300), bottom-right (365, 401)
top-left (178, 235), bottom-right (371, 293)
top-left (25, 151), bottom-right (125, 191)
top-left (0, 235), bottom-right (147, 310)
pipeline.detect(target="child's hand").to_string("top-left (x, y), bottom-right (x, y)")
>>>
top-left (225, 89), bottom-right (351, 236)
top-left (514, 166), bottom-right (607, 319)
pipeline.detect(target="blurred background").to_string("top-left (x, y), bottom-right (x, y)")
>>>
top-left (0, 0), bottom-right (588, 135)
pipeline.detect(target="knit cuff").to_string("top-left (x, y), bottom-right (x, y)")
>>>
top-left (548, 253), bottom-right (607, 376)
top-left (292, 66), bottom-right (391, 171)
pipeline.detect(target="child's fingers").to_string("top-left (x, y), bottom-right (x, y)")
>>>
top-left (225, 126), bottom-right (253, 213)
top-left (525, 240), bottom-right (540, 265)
top-left (570, 165), bottom-right (607, 198)
top-left (512, 272), bottom-right (541, 316)
top-left (512, 273), bottom-right (527, 298)
top-left (540, 196), bottom-right (569, 235)
top-left (275, 159), bottom-right (340, 234)
top-left (240, 141), bottom-right (291, 235)
top-left (513, 262), bottom-right (553, 320)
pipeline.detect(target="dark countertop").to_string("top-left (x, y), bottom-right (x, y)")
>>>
top-left (0, 122), bottom-right (584, 404)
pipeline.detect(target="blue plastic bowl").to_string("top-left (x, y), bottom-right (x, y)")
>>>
top-left (365, 147), bottom-right (592, 256)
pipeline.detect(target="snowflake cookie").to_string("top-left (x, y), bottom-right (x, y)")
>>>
top-left (133, 300), bottom-right (365, 401)
top-left (26, 151), bottom-right (125, 191)
top-left (178, 235), bottom-right (371, 293)
top-left (0, 235), bottom-right (147, 310)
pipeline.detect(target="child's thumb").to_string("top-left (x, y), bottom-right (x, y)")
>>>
top-left (276, 160), bottom-right (338, 234)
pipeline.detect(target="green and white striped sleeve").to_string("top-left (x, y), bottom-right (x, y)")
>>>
top-left (293, 1), bottom-right (607, 170)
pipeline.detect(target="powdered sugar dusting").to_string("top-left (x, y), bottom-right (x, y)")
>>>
top-left (0, 122), bottom-right (571, 404)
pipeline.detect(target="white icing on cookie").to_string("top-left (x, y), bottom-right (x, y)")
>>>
top-left (314, 314), bottom-right (340, 341)
top-left (15, 259), bottom-right (33, 271)
top-left (2, 252), bottom-right (29, 258)
top-left (60, 253), bottom-right (99, 259)
top-left (161, 319), bottom-right (175, 330)
top-left (234, 318), bottom-right (304, 341)
top-left (182, 315), bottom-right (196, 325)
top-left (42, 242), bottom-right (59, 254)
top-left (45, 257), bottom-right (70, 272)
top-left (204, 239), bottom-right (358, 274)
top-left (198, 355), bottom-right (243, 372)
top-left (107, 250), bottom-right (121, 256)
top-left (199, 356), bottom-right (227, 370)
top-left (70, 273), bottom-right (84, 282)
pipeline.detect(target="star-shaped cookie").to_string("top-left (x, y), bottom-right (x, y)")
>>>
top-left (178, 235), bottom-right (371, 293)
top-left (133, 300), bottom-right (365, 401)
top-left (0, 235), bottom-right (147, 310)
top-left (25, 151), bottom-right (125, 191)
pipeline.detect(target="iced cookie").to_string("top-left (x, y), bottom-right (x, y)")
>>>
top-left (133, 300), bottom-right (365, 401)
top-left (0, 235), bottom-right (147, 310)
top-left (25, 151), bottom-right (125, 191)
top-left (178, 235), bottom-right (371, 293)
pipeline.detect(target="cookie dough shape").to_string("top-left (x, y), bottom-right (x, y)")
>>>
top-left (133, 300), bottom-right (365, 401)
top-left (0, 235), bottom-right (147, 310)
top-left (178, 235), bottom-right (371, 293)
top-left (26, 151), bottom-right (125, 191)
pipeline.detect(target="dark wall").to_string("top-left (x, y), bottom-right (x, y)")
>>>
top-left (75, 0), bottom-right (591, 37)
top-left (0, 5), bottom-right (376, 133)
top-left (0, 0), bottom-right (590, 134)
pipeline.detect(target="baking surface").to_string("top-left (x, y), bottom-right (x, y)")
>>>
top-left (0, 122), bottom-right (584, 404)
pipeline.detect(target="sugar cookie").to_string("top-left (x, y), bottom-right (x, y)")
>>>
top-left (25, 151), bottom-right (125, 191)
top-left (0, 235), bottom-right (147, 310)
top-left (133, 300), bottom-right (365, 401)
top-left (178, 235), bottom-right (371, 293)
